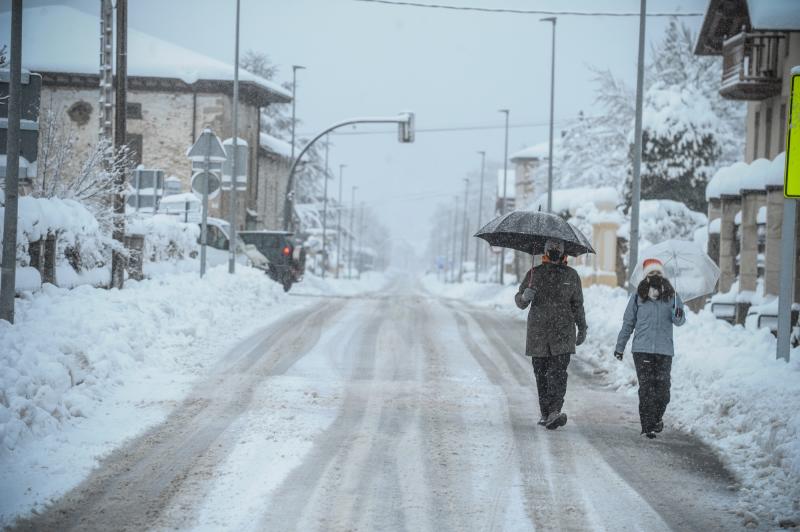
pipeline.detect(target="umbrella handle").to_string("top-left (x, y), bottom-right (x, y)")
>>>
top-left (528, 254), bottom-right (535, 288)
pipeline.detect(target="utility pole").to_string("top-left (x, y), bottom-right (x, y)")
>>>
top-left (459, 178), bottom-right (469, 283)
top-left (336, 164), bottom-right (345, 279)
top-left (475, 150), bottom-right (485, 282)
top-left (357, 201), bottom-right (365, 279)
top-left (228, 0), bottom-right (241, 274)
top-left (450, 197), bottom-right (459, 283)
top-left (99, 0), bottom-right (113, 143)
top-left (348, 185), bottom-right (357, 279)
top-left (628, 0), bottom-right (647, 288)
top-left (0, 0), bottom-right (22, 323)
top-left (321, 135), bottom-right (330, 278)
top-left (287, 65), bottom-right (305, 231)
top-left (110, 0), bottom-right (128, 289)
top-left (499, 108), bottom-right (510, 284)
top-left (541, 16), bottom-right (557, 213)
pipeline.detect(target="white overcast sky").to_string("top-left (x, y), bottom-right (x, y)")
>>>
top-left (11, 0), bottom-right (710, 245)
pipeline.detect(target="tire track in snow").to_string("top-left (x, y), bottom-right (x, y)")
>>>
top-left (9, 301), bottom-right (341, 532)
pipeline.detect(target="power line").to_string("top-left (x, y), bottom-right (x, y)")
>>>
top-left (354, 0), bottom-right (703, 17)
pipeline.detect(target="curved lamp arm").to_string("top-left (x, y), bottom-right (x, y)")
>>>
top-left (283, 112), bottom-right (414, 231)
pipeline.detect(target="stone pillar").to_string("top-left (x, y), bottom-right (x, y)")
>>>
top-left (764, 186), bottom-right (783, 296)
top-left (718, 194), bottom-right (741, 293)
top-left (592, 221), bottom-right (620, 287)
top-left (739, 190), bottom-right (767, 293)
top-left (707, 198), bottom-right (721, 266)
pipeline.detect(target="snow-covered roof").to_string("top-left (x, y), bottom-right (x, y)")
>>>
top-left (159, 192), bottom-right (201, 206)
top-left (529, 186), bottom-right (620, 215)
top-left (747, 0), bottom-right (800, 30)
top-left (497, 169), bottom-right (515, 198)
top-left (765, 152), bottom-right (785, 188)
top-left (510, 141), bottom-right (550, 162)
top-left (2, 4), bottom-right (291, 103)
top-left (260, 132), bottom-right (293, 159)
top-left (740, 158), bottom-right (770, 192)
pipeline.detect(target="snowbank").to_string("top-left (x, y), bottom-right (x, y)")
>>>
top-left (424, 276), bottom-right (800, 526)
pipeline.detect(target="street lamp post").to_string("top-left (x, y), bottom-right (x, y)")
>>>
top-left (450, 196), bottom-right (459, 283)
top-left (287, 65), bottom-right (305, 230)
top-left (498, 109), bottom-right (510, 284)
top-left (628, 0), bottom-right (647, 289)
top-left (321, 135), bottom-right (330, 278)
top-left (336, 164), bottom-right (346, 279)
top-left (459, 178), bottom-right (469, 283)
top-left (475, 150), bottom-right (485, 282)
top-left (541, 16), bottom-right (556, 213)
top-left (348, 185), bottom-right (358, 279)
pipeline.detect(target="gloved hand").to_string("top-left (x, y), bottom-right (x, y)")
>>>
top-left (674, 307), bottom-right (684, 320)
top-left (521, 288), bottom-right (535, 303)
top-left (614, 351), bottom-right (624, 361)
top-left (576, 328), bottom-right (587, 346)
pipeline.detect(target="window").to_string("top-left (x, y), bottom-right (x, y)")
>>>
top-left (753, 110), bottom-right (760, 160)
top-left (126, 102), bottom-right (142, 119)
top-left (765, 106), bottom-right (773, 158)
top-left (780, 103), bottom-right (788, 151)
top-left (127, 133), bottom-right (143, 167)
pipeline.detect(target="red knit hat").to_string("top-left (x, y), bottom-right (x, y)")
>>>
top-left (642, 258), bottom-right (664, 276)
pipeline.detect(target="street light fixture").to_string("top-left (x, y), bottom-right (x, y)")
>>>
top-left (540, 16), bottom-right (556, 213)
top-left (498, 108), bottom-right (510, 285)
top-left (475, 150), bottom-right (486, 282)
top-left (336, 163), bottom-right (346, 279)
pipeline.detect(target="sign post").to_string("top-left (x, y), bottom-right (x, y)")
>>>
top-left (187, 128), bottom-right (226, 277)
top-left (778, 66), bottom-right (800, 361)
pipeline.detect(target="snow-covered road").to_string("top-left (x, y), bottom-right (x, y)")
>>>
top-left (10, 277), bottom-right (742, 531)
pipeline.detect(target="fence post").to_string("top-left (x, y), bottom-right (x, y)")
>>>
top-left (29, 238), bottom-right (43, 273)
top-left (42, 233), bottom-right (57, 285)
top-left (124, 234), bottom-right (145, 281)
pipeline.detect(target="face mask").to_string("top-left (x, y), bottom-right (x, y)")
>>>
top-left (648, 275), bottom-right (663, 288)
top-left (547, 249), bottom-right (562, 262)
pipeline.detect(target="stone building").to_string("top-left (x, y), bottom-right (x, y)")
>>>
top-left (14, 4), bottom-right (292, 230)
top-left (695, 0), bottom-right (800, 326)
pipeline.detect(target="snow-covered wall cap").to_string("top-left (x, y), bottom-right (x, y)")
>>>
top-left (794, 66), bottom-right (800, 75)
top-left (2, 4), bottom-right (292, 101)
top-left (765, 152), bottom-right (786, 188)
top-left (706, 165), bottom-right (730, 200)
top-left (740, 158), bottom-right (770, 192)
top-left (259, 132), bottom-right (293, 159)
top-left (510, 141), bottom-right (551, 162)
top-left (717, 161), bottom-right (749, 197)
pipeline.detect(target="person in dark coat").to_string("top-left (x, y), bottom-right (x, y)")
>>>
top-left (515, 239), bottom-right (587, 430)
top-left (614, 258), bottom-right (686, 439)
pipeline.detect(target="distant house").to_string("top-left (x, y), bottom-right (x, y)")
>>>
top-left (510, 142), bottom-right (549, 209)
top-left (3, 4), bottom-right (292, 230)
top-left (695, 0), bottom-right (800, 326)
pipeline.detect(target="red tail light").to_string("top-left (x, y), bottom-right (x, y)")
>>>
top-left (282, 246), bottom-right (292, 256)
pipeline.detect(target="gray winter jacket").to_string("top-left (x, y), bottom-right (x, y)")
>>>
top-left (615, 293), bottom-right (686, 356)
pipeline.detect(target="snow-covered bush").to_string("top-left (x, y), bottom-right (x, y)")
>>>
top-left (128, 214), bottom-right (199, 262)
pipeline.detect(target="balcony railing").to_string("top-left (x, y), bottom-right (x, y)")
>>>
top-left (720, 31), bottom-right (784, 100)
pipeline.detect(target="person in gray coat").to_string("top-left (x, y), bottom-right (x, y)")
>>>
top-left (516, 239), bottom-right (587, 430)
top-left (614, 258), bottom-right (686, 439)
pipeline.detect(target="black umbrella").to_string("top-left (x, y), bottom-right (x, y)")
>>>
top-left (474, 210), bottom-right (595, 256)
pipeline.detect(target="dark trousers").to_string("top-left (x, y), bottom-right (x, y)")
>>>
top-left (633, 352), bottom-right (673, 433)
top-left (531, 354), bottom-right (571, 418)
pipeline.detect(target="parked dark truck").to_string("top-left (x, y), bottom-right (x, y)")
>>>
top-left (238, 231), bottom-right (305, 291)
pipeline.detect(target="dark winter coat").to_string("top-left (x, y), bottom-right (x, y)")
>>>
top-left (614, 292), bottom-right (686, 357)
top-left (515, 262), bottom-right (587, 358)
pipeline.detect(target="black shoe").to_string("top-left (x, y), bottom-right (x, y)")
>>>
top-left (653, 420), bottom-right (664, 433)
top-left (537, 416), bottom-right (548, 426)
top-left (642, 431), bottom-right (657, 439)
top-left (545, 411), bottom-right (568, 430)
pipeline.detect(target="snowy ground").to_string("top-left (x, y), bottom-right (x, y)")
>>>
top-left (0, 266), bottom-right (388, 526)
top-left (6, 275), bottom-right (742, 531)
top-left (422, 274), bottom-right (800, 528)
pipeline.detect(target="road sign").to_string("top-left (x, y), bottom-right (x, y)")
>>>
top-left (187, 129), bottom-right (227, 162)
top-left (784, 66), bottom-right (800, 198)
top-left (191, 171), bottom-right (221, 200)
top-left (0, 69), bottom-right (41, 172)
top-left (221, 137), bottom-right (248, 191)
